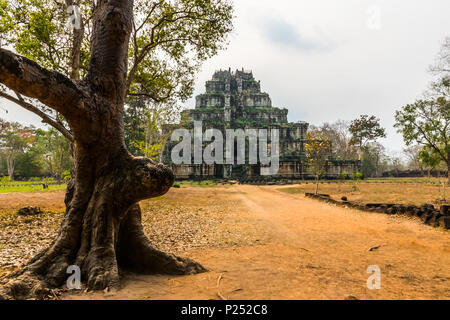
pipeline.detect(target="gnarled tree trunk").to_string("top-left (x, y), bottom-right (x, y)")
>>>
top-left (0, 0), bottom-right (205, 299)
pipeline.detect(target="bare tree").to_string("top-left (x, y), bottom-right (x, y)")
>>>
top-left (309, 120), bottom-right (357, 160)
top-left (403, 145), bottom-right (424, 173)
top-left (429, 36), bottom-right (450, 76)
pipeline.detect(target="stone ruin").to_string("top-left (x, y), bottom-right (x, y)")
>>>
top-left (163, 68), bottom-right (361, 181)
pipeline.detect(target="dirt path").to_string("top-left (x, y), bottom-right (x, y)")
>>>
top-left (64, 185), bottom-right (450, 300)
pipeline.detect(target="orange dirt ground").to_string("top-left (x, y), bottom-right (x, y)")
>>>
top-left (1, 185), bottom-right (449, 300)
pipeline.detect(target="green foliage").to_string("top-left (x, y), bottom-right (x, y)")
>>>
top-left (0, 184), bottom-right (66, 193)
top-left (394, 82), bottom-right (450, 179)
top-left (0, 119), bottom-right (72, 179)
top-left (1, 0), bottom-right (234, 103)
top-left (0, 176), bottom-right (9, 184)
top-left (349, 115), bottom-right (386, 149)
top-left (124, 97), bottom-right (183, 161)
top-left (339, 172), bottom-right (348, 181)
top-left (1, 0), bottom-right (234, 154)
top-left (32, 128), bottom-right (73, 180)
top-left (62, 170), bottom-right (71, 182)
top-left (352, 172), bottom-right (363, 181)
top-left (361, 143), bottom-right (385, 178)
top-left (0, 119), bottom-right (35, 180)
top-left (15, 151), bottom-right (43, 177)
top-left (419, 146), bottom-right (442, 171)
top-left (0, 0), bottom-right (91, 75)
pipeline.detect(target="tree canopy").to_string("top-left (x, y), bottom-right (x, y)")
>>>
top-left (349, 115), bottom-right (386, 150)
top-left (0, 0), bottom-right (234, 139)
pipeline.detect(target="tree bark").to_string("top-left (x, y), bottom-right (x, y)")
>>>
top-left (315, 175), bottom-right (319, 195)
top-left (0, 0), bottom-right (205, 299)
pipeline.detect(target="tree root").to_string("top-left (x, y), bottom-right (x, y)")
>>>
top-left (117, 204), bottom-right (207, 275)
top-left (0, 204), bottom-right (206, 300)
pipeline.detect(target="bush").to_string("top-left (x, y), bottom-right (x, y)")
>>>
top-left (0, 176), bottom-right (10, 184)
top-left (62, 170), bottom-right (72, 182)
top-left (352, 172), bottom-right (363, 181)
top-left (173, 183), bottom-right (181, 188)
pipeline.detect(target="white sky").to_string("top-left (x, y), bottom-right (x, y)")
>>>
top-left (2, 0), bottom-right (450, 154)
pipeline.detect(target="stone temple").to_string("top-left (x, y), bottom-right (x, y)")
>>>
top-left (162, 68), bottom-right (360, 181)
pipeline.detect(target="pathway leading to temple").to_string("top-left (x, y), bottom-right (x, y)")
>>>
top-left (64, 185), bottom-right (450, 300)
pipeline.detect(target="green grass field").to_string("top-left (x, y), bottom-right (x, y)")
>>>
top-left (0, 183), bottom-right (67, 193)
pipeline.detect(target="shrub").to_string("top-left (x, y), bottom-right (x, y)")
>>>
top-left (0, 176), bottom-right (10, 184)
top-left (62, 170), bottom-right (72, 182)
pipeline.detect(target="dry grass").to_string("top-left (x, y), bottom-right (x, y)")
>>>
top-left (278, 180), bottom-right (449, 206)
top-left (140, 187), bottom-right (269, 254)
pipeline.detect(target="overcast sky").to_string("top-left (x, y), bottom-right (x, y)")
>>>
top-left (2, 0), bottom-right (450, 154)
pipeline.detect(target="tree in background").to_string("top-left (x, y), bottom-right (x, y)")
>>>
top-left (32, 128), bottom-right (73, 181)
top-left (349, 115), bottom-right (386, 160)
top-left (403, 145), bottom-right (424, 173)
top-left (309, 120), bottom-right (357, 160)
top-left (0, 120), bottom-right (34, 180)
top-left (0, 0), bottom-right (234, 298)
top-left (419, 146), bottom-right (444, 178)
top-left (387, 151), bottom-right (405, 177)
top-left (124, 97), bottom-right (182, 161)
top-left (395, 93), bottom-right (449, 183)
top-left (305, 132), bottom-right (332, 195)
top-left (361, 142), bottom-right (386, 178)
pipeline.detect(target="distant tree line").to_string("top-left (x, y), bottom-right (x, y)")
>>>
top-left (0, 119), bottom-right (72, 181)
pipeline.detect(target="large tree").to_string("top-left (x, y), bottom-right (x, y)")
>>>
top-left (395, 94), bottom-right (450, 183)
top-left (0, 0), bottom-right (233, 299)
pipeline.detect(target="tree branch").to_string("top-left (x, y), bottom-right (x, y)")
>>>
top-left (0, 48), bottom-right (85, 119)
top-left (0, 90), bottom-right (74, 142)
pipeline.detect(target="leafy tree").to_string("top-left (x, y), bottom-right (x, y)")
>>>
top-left (0, 119), bottom-right (34, 180)
top-left (33, 128), bottom-right (73, 181)
top-left (305, 132), bottom-right (332, 195)
top-left (14, 149), bottom-right (43, 177)
top-left (0, 0), bottom-right (233, 298)
top-left (361, 142), bottom-right (385, 178)
top-left (349, 115), bottom-right (386, 159)
top-left (395, 94), bottom-right (450, 183)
